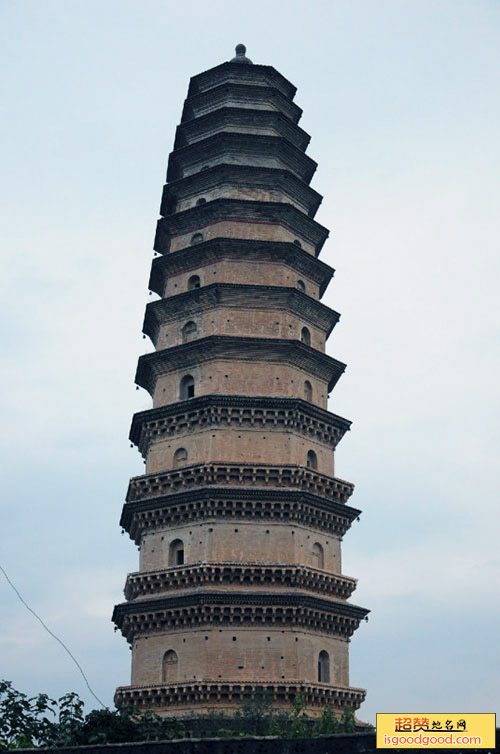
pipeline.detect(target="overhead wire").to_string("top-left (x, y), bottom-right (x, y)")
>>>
top-left (0, 564), bottom-right (107, 708)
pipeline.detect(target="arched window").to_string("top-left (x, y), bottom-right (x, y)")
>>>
top-left (196, 198), bottom-right (206, 206)
top-left (162, 650), bottom-right (178, 683)
top-left (188, 275), bottom-right (201, 290)
top-left (318, 651), bottom-right (330, 683)
top-left (312, 542), bottom-right (324, 569)
top-left (293, 239), bottom-right (302, 248)
top-left (190, 233), bottom-right (203, 245)
top-left (173, 448), bottom-right (188, 468)
top-left (301, 327), bottom-right (311, 346)
top-left (180, 374), bottom-right (195, 400)
top-left (296, 279), bottom-right (306, 293)
top-left (304, 380), bottom-right (312, 402)
top-left (182, 321), bottom-right (197, 343)
top-left (169, 539), bottom-right (184, 566)
top-left (306, 450), bottom-right (317, 470)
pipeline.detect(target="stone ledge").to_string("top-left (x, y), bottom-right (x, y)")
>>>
top-left (166, 134), bottom-right (316, 184)
top-left (143, 284), bottom-right (339, 344)
top-left (126, 463), bottom-right (354, 505)
top-left (112, 591), bottom-right (369, 642)
top-left (154, 198), bottom-right (327, 256)
top-left (161, 164), bottom-right (321, 218)
top-left (135, 337), bottom-right (345, 395)
top-left (181, 82), bottom-right (302, 125)
top-left (129, 394), bottom-right (350, 458)
top-left (120, 488), bottom-right (361, 543)
top-left (187, 61), bottom-right (298, 100)
top-left (174, 109), bottom-right (310, 152)
top-left (148, 239), bottom-right (334, 298)
top-left (124, 562), bottom-right (357, 601)
top-left (114, 679), bottom-right (366, 713)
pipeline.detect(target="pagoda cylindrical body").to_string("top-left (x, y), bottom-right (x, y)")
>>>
top-left (113, 47), bottom-right (368, 717)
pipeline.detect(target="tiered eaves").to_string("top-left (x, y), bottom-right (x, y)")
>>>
top-left (113, 45), bottom-right (368, 717)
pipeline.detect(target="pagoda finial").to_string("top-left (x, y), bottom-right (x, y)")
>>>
top-left (230, 43), bottom-right (253, 64)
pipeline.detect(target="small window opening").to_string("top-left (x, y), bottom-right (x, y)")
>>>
top-left (162, 650), bottom-right (178, 682)
top-left (304, 380), bottom-right (312, 402)
top-left (180, 374), bottom-right (195, 400)
top-left (318, 650), bottom-right (330, 683)
top-left (182, 321), bottom-right (197, 343)
top-left (296, 279), bottom-right (306, 292)
top-left (312, 542), bottom-right (324, 569)
top-left (169, 539), bottom-right (184, 566)
top-left (173, 447), bottom-right (188, 468)
top-left (188, 275), bottom-right (201, 290)
top-left (301, 327), bottom-right (311, 346)
top-left (190, 233), bottom-right (203, 245)
top-left (306, 450), bottom-right (317, 470)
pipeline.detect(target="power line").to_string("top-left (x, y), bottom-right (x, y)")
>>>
top-left (0, 564), bottom-right (107, 709)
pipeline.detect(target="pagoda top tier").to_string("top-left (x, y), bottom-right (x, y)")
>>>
top-left (187, 44), bottom-right (297, 101)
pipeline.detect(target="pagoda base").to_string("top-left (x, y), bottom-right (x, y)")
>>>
top-left (114, 679), bottom-right (366, 718)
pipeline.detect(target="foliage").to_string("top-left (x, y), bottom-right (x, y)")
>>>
top-left (0, 679), bottom-right (362, 750)
top-left (0, 681), bottom-right (83, 749)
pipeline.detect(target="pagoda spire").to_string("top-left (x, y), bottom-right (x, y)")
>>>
top-left (230, 43), bottom-right (253, 64)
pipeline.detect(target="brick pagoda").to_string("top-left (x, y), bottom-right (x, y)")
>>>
top-left (113, 44), bottom-right (368, 717)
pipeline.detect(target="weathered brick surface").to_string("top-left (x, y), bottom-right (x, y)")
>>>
top-left (156, 309), bottom-right (325, 351)
top-left (138, 521), bottom-right (342, 572)
top-left (176, 184), bottom-right (307, 214)
top-left (164, 261), bottom-right (320, 300)
top-left (145, 428), bottom-right (334, 475)
top-left (153, 362), bottom-right (328, 410)
top-left (169, 221), bottom-right (315, 255)
top-left (130, 628), bottom-right (349, 687)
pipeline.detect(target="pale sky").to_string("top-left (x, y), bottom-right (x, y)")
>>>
top-left (1, 0), bottom-right (499, 725)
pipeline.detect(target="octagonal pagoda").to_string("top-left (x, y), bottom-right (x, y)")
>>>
top-left (113, 44), bottom-right (368, 718)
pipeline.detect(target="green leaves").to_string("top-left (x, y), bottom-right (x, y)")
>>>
top-left (0, 680), bottom-right (57, 749)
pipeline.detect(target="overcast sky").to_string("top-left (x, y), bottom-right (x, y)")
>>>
top-left (1, 0), bottom-right (499, 725)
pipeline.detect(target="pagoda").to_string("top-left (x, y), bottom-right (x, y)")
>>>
top-left (113, 44), bottom-right (368, 717)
